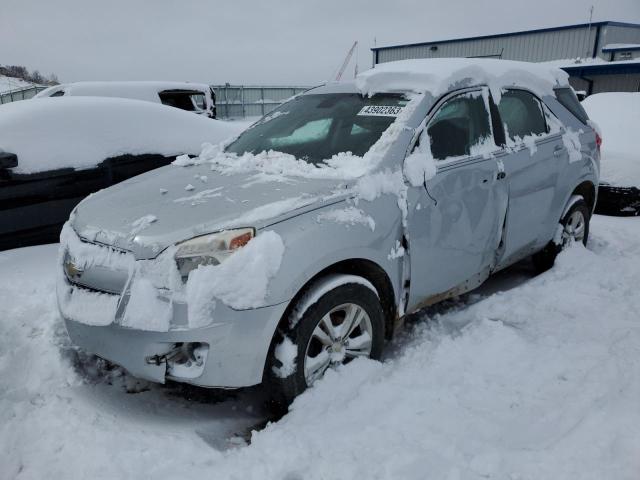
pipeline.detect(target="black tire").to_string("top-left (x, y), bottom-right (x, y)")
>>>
top-left (266, 281), bottom-right (385, 410)
top-left (533, 199), bottom-right (590, 273)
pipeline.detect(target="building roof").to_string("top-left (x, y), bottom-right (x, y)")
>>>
top-left (561, 59), bottom-right (640, 76)
top-left (371, 21), bottom-right (640, 52)
top-left (602, 43), bottom-right (640, 52)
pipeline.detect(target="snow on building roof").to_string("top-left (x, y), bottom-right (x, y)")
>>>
top-left (0, 96), bottom-right (241, 174)
top-left (355, 58), bottom-right (569, 100)
top-left (602, 43), bottom-right (640, 52)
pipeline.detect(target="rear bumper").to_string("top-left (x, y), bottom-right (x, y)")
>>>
top-left (59, 280), bottom-right (289, 388)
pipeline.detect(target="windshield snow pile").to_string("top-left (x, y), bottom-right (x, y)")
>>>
top-left (582, 92), bottom-right (640, 186)
top-left (176, 92), bottom-right (422, 181)
top-left (0, 97), bottom-right (242, 174)
top-left (356, 58), bottom-right (569, 101)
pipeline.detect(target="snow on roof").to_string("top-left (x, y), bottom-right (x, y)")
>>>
top-left (0, 97), bottom-right (241, 174)
top-left (602, 43), bottom-right (640, 52)
top-left (355, 58), bottom-right (570, 100)
top-left (34, 81), bottom-right (211, 102)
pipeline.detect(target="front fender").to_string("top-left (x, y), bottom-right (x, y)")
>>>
top-left (262, 195), bottom-right (405, 308)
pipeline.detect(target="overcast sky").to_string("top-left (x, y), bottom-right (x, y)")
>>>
top-left (2, 0), bottom-right (639, 85)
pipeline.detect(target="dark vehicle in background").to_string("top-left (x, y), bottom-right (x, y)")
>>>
top-left (0, 96), bottom-right (240, 250)
top-left (35, 81), bottom-right (218, 119)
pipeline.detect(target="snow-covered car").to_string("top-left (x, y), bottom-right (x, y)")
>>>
top-left (35, 81), bottom-right (217, 118)
top-left (0, 97), bottom-right (240, 250)
top-left (58, 59), bottom-right (600, 407)
top-left (582, 92), bottom-right (640, 216)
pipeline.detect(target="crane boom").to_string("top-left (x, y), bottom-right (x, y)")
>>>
top-left (335, 41), bottom-right (358, 81)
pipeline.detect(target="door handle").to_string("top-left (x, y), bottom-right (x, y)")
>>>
top-left (496, 171), bottom-right (506, 180)
top-left (553, 146), bottom-right (565, 157)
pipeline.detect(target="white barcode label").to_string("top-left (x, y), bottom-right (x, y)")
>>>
top-left (357, 105), bottom-right (403, 117)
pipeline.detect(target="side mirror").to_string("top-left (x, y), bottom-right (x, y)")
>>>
top-left (0, 152), bottom-right (17, 169)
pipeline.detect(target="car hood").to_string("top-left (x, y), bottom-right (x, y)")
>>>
top-left (71, 162), bottom-right (351, 259)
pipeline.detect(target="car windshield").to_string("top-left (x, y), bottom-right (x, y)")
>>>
top-left (225, 93), bottom-right (409, 164)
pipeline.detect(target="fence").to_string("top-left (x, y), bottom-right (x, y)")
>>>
top-left (212, 85), bottom-right (311, 119)
top-left (0, 85), bottom-right (48, 104)
top-left (0, 83), bottom-right (313, 119)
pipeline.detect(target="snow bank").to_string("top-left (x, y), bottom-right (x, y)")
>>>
top-left (356, 58), bottom-right (569, 102)
top-left (582, 92), bottom-right (640, 186)
top-left (2, 215), bottom-right (640, 479)
top-left (186, 231), bottom-right (285, 322)
top-left (0, 75), bottom-right (33, 93)
top-left (0, 97), bottom-right (242, 174)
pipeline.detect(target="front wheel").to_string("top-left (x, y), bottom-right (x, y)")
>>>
top-left (533, 199), bottom-right (590, 272)
top-left (266, 280), bottom-right (385, 409)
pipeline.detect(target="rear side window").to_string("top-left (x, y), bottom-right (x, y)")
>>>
top-left (158, 90), bottom-right (206, 112)
top-left (555, 88), bottom-right (589, 124)
top-left (427, 92), bottom-right (492, 160)
top-left (497, 90), bottom-right (548, 141)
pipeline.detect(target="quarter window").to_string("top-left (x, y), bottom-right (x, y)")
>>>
top-left (427, 92), bottom-right (493, 160)
top-left (498, 90), bottom-right (548, 141)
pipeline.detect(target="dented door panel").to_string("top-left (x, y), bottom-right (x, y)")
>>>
top-left (406, 157), bottom-right (508, 312)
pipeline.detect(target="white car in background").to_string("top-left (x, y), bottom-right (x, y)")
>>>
top-left (582, 92), bottom-right (640, 216)
top-left (35, 81), bottom-right (218, 118)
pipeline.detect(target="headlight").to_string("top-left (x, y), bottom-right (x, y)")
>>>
top-left (174, 228), bottom-right (254, 279)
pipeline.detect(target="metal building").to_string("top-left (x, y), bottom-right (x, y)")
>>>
top-left (371, 21), bottom-right (640, 94)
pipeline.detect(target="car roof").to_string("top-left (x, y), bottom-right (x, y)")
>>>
top-left (36, 81), bottom-right (211, 102)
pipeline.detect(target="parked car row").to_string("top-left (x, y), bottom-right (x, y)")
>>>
top-left (0, 96), bottom-right (241, 250)
top-left (51, 59), bottom-right (601, 406)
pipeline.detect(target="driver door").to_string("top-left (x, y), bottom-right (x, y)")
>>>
top-left (406, 88), bottom-right (509, 312)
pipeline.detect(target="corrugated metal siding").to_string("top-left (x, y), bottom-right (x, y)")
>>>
top-left (591, 73), bottom-right (640, 93)
top-left (211, 85), bottom-right (310, 118)
top-left (376, 26), bottom-right (599, 64)
top-left (599, 25), bottom-right (640, 56)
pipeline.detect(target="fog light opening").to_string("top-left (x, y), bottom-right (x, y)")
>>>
top-left (166, 342), bottom-right (209, 379)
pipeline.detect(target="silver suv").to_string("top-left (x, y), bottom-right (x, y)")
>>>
top-left (57, 59), bottom-right (600, 406)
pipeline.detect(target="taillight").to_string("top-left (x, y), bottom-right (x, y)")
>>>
top-left (595, 132), bottom-right (602, 152)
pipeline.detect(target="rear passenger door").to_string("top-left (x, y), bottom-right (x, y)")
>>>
top-left (494, 89), bottom-right (568, 268)
top-left (406, 88), bottom-right (508, 311)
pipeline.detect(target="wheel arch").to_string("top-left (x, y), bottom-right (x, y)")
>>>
top-left (571, 180), bottom-right (597, 214)
top-left (263, 258), bottom-right (397, 381)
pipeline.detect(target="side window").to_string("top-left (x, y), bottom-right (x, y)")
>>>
top-left (497, 90), bottom-right (548, 142)
top-left (427, 92), bottom-right (492, 160)
top-left (554, 87), bottom-right (589, 124)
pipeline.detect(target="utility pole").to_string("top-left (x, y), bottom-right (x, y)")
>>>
top-left (585, 5), bottom-right (594, 59)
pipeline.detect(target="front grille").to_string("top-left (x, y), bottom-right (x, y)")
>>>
top-left (63, 241), bottom-right (134, 295)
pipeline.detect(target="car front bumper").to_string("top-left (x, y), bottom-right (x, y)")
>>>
top-left (58, 278), bottom-right (289, 388)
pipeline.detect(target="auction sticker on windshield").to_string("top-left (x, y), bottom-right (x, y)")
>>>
top-left (357, 105), bottom-right (404, 117)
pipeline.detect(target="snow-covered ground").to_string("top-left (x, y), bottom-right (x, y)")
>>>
top-left (0, 75), bottom-right (33, 94)
top-left (1, 214), bottom-right (639, 479)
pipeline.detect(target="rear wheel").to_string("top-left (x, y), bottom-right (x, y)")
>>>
top-left (533, 199), bottom-right (590, 272)
top-left (266, 281), bottom-right (385, 409)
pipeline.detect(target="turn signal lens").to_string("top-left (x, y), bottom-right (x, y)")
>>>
top-left (229, 231), bottom-right (253, 250)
